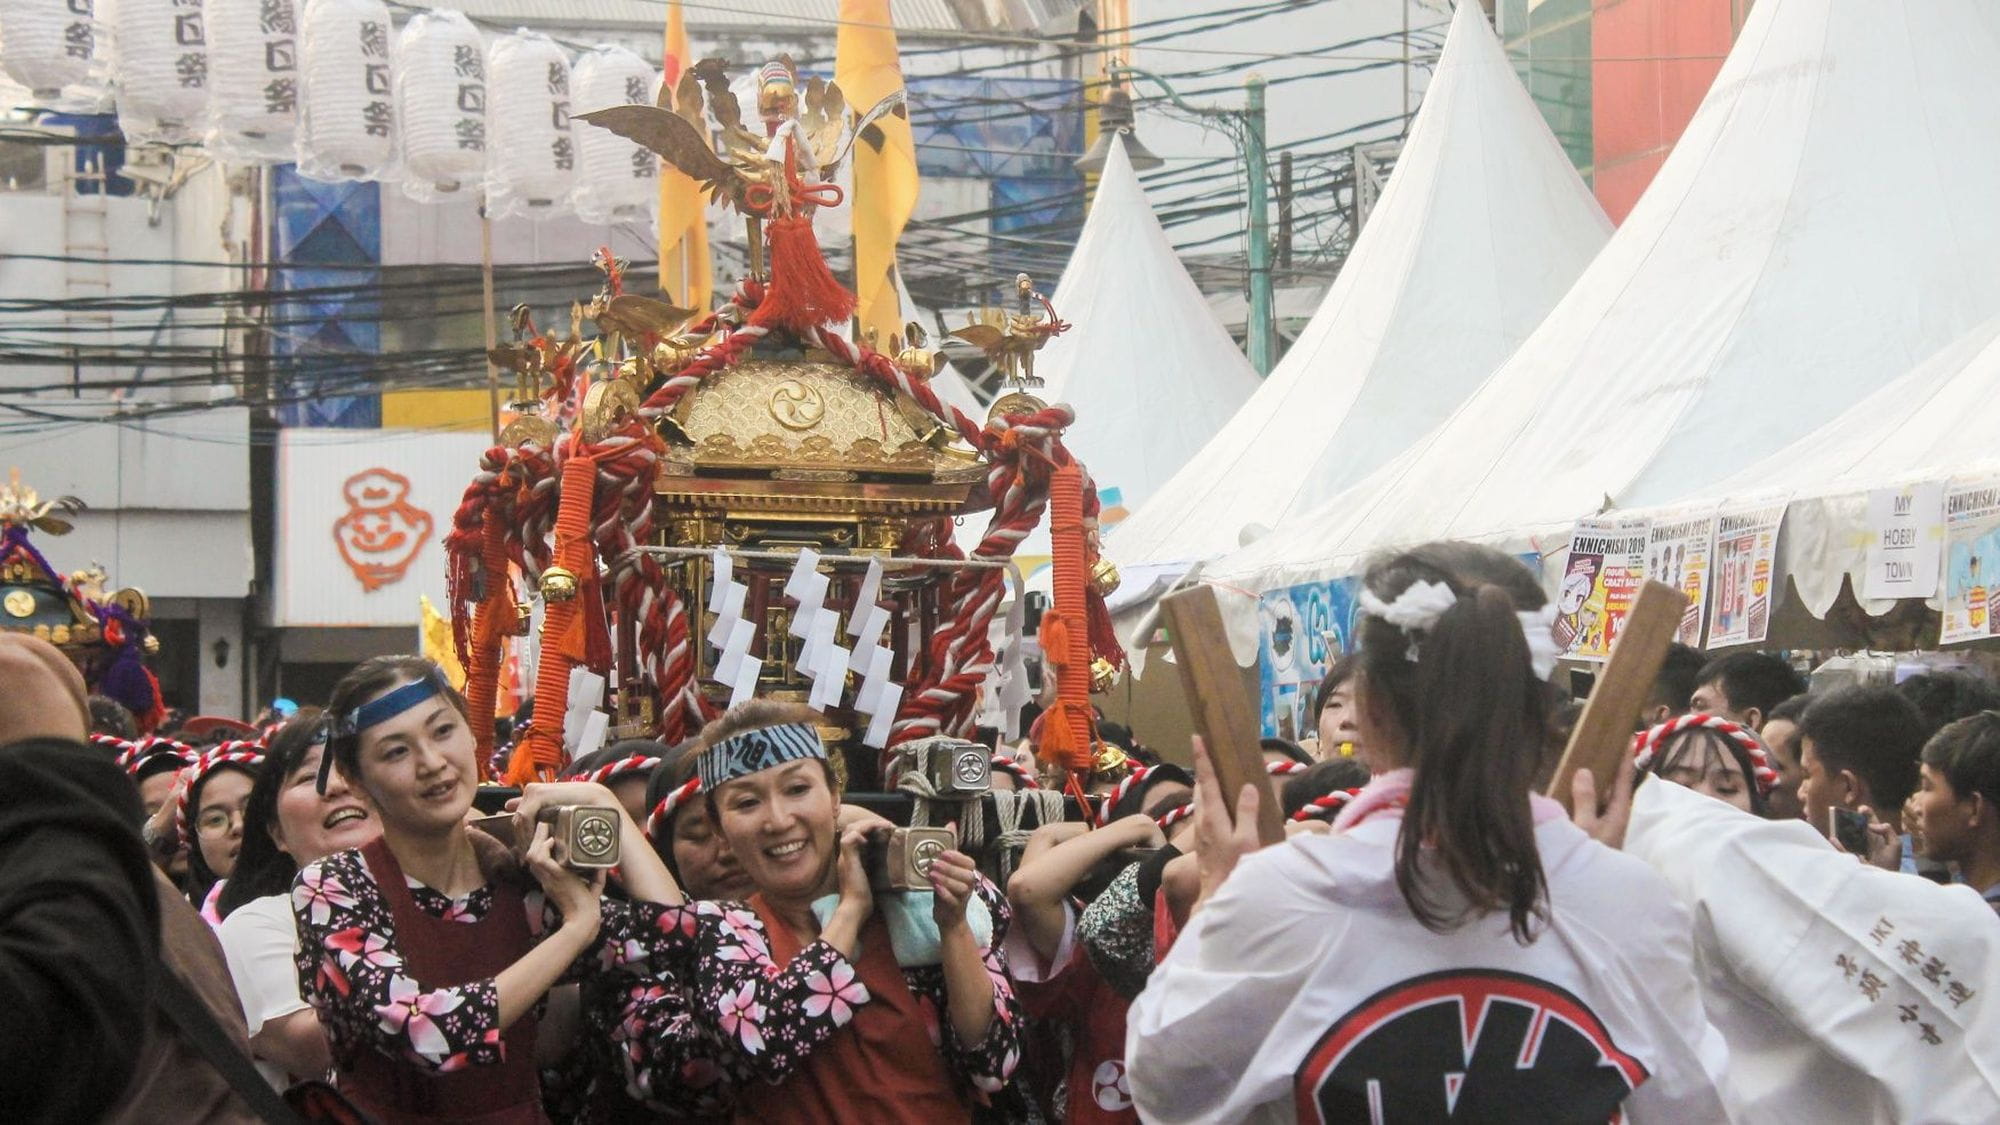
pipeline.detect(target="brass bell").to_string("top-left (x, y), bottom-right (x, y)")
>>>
top-left (1090, 657), bottom-right (1119, 694)
top-left (142, 634), bottom-right (161, 655)
top-left (1089, 557), bottom-right (1122, 597)
top-left (1092, 741), bottom-right (1130, 778)
top-left (540, 566), bottom-right (580, 602)
top-left (896, 344), bottom-right (939, 376)
top-left (511, 601), bottom-right (533, 635)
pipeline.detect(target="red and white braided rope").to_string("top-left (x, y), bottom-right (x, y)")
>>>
top-left (569, 754), bottom-right (661, 785)
top-left (1266, 760), bottom-right (1307, 776)
top-left (119, 735), bottom-right (197, 775)
top-left (1630, 712), bottom-right (1779, 796)
top-left (1291, 788), bottom-right (1363, 823)
top-left (1096, 763), bottom-right (1164, 828)
top-left (990, 755), bottom-right (1039, 790)
top-left (174, 746), bottom-right (267, 849)
top-left (1155, 801), bottom-right (1195, 832)
top-left (644, 776), bottom-right (704, 844)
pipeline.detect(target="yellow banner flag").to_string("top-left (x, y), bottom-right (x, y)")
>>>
top-left (419, 595), bottom-right (468, 690)
top-left (659, 0), bottom-right (712, 312)
top-left (836, 0), bottom-right (918, 347)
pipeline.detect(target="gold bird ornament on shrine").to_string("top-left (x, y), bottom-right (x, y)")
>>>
top-left (0, 469), bottom-right (85, 536)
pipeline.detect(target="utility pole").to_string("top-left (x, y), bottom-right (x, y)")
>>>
top-left (1277, 150), bottom-right (1294, 271)
top-left (1110, 64), bottom-right (1276, 375)
top-left (1243, 74), bottom-right (1272, 375)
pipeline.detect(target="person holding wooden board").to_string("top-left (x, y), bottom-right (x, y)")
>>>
top-left (1125, 542), bottom-right (1730, 1123)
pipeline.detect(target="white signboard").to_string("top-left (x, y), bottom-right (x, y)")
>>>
top-left (274, 429), bottom-right (489, 626)
top-left (1864, 482), bottom-right (1945, 600)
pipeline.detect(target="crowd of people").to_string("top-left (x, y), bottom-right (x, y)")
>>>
top-left (4, 540), bottom-right (2000, 1122)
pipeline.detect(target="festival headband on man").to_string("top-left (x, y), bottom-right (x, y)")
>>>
top-left (317, 668), bottom-right (448, 793)
top-left (1358, 579), bottom-right (1562, 680)
top-left (1291, 788), bottom-right (1363, 823)
top-left (175, 745), bottom-right (268, 850)
top-left (696, 722), bottom-right (827, 791)
top-left (1155, 801), bottom-right (1195, 833)
top-left (569, 754), bottom-right (662, 786)
top-left (1630, 713), bottom-right (1779, 796)
top-left (113, 734), bottom-right (197, 775)
top-left (1096, 762), bottom-right (1193, 827)
top-left (645, 776), bottom-right (704, 843)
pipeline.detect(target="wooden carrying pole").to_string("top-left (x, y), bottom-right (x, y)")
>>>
top-left (1159, 584), bottom-right (1285, 846)
top-left (1545, 580), bottom-right (1688, 813)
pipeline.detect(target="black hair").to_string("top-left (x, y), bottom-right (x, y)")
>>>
top-left (88, 695), bottom-right (137, 740)
top-left (1311, 653), bottom-right (1361, 718)
top-left (184, 755), bottom-right (265, 909)
top-left (1280, 758), bottom-right (1371, 818)
top-left (1260, 738), bottom-right (1314, 767)
top-left (218, 712), bottom-right (331, 919)
top-left (1694, 652), bottom-right (1806, 723)
top-left (1799, 685), bottom-right (1927, 814)
top-left (1106, 762), bottom-right (1194, 823)
top-left (134, 749), bottom-right (190, 785)
top-left (325, 656), bottom-right (469, 784)
top-left (1897, 671), bottom-right (2000, 739)
top-left (1650, 644), bottom-right (1705, 715)
top-left (1920, 712), bottom-right (2000, 809)
top-left (1645, 727), bottom-right (1768, 815)
top-left (1765, 692), bottom-right (1812, 727)
top-left (1358, 541), bottom-right (1552, 944)
top-left (973, 725), bottom-right (1002, 751)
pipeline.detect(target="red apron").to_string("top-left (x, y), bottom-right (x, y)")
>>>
top-left (736, 895), bottom-right (969, 1125)
top-left (340, 836), bottom-right (544, 1125)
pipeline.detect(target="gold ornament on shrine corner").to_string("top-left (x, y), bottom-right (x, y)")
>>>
top-left (581, 378), bottom-right (642, 444)
top-left (1091, 741), bottom-right (1131, 779)
top-left (1090, 657), bottom-right (1119, 694)
top-left (949, 274), bottom-right (1072, 393)
top-left (539, 565), bottom-right (581, 602)
top-left (0, 468), bottom-right (84, 537)
top-left (1090, 557), bottom-right (1122, 598)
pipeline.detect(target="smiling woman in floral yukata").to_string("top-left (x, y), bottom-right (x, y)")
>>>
top-left (651, 699), bottom-right (1022, 1124)
top-left (290, 655), bottom-right (686, 1125)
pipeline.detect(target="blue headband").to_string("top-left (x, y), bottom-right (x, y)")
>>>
top-left (317, 673), bottom-right (446, 793)
top-left (698, 722), bottom-right (826, 791)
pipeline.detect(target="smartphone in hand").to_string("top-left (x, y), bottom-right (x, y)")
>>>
top-left (1829, 807), bottom-right (1872, 854)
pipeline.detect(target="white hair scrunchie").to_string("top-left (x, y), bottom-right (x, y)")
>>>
top-left (1361, 580), bottom-right (1562, 682)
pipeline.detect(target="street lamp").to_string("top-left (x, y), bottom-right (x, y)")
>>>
top-left (1106, 64), bottom-right (1274, 376)
top-left (1074, 87), bottom-right (1166, 173)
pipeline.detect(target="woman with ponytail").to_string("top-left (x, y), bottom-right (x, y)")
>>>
top-left (1126, 542), bottom-right (1729, 1123)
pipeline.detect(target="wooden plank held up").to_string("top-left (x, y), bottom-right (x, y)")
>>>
top-left (1159, 584), bottom-right (1286, 846)
top-left (1545, 580), bottom-right (1688, 813)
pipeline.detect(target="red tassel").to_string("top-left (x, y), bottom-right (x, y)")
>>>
top-left (752, 215), bottom-right (856, 334)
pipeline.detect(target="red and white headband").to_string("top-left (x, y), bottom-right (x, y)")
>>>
top-left (570, 754), bottom-right (661, 786)
top-left (1155, 801), bottom-right (1195, 833)
top-left (1631, 713), bottom-right (1778, 796)
top-left (644, 776), bottom-right (704, 843)
top-left (118, 734), bottom-right (198, 775)
top-left (174, 745), bottom-right (268, 848)
top-left (1266, 760), bottom-right (1307, 777)
top-left (1291, 788), bottom-right (1362, 823)
top-left (991, 755), bottom-right (1039, 789)
top-left (1098, 763), bottom-right (1163, 828)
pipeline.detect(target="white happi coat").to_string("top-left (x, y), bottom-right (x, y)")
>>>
top-left (1125, 803), bottom-right (1732, 1124)
top-left (1626, 778), bottom-right (2000, 1124)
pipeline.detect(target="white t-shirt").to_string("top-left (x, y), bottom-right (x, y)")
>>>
top-left (1126, 807), bottom-right (1732, 1124)
top-left (217, 892), bottom-right (310, 1089)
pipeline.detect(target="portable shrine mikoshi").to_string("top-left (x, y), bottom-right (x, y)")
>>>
top-left (0, 468), bottom-right (167, 730)
top-left (447, 57), bottom-right (1127, 795)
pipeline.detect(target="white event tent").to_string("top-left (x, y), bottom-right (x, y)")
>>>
top-left (1205, 0), bottom-right (2000, 653)
top-left (1104, 0), bottom-right (1609, 597)
top-left (961, 134), bottom-right (1260, 562)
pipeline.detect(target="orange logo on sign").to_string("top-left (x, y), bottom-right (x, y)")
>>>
top-left (333, 469), bottom-right (434, 592)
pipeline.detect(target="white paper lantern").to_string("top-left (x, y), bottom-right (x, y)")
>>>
top-left (113, 0), bottom-right (208, 145)
top-left (485, 30), bottom-right (572, 220)
top-left (395, 9), bottom-right (484, 201)
top-left (295, 0), bottom-right (394, 181)
top-left (202, 0), bottom-right (298, 161)
top-left (1, 0), bottom-right (97, 98)
top-left (569, 45), bottom-right (656, 224)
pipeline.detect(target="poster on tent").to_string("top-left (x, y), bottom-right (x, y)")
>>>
top-left (1644, 514), bottom-right (1717, 647)
top-left (1864, 482), bottom-right (1946, 601)
top-left (1940, 478), bottom-right (2000, 646)
top-left (1256, 577), bottom-right (1361, 741)
top-left (1708, 502), bottom-right (1787, 648)
top-left (1555, 517), bottom-right (1650, 661)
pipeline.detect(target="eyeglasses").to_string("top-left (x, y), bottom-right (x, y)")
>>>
top-left (197, 806), bottom-right (246, 838)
